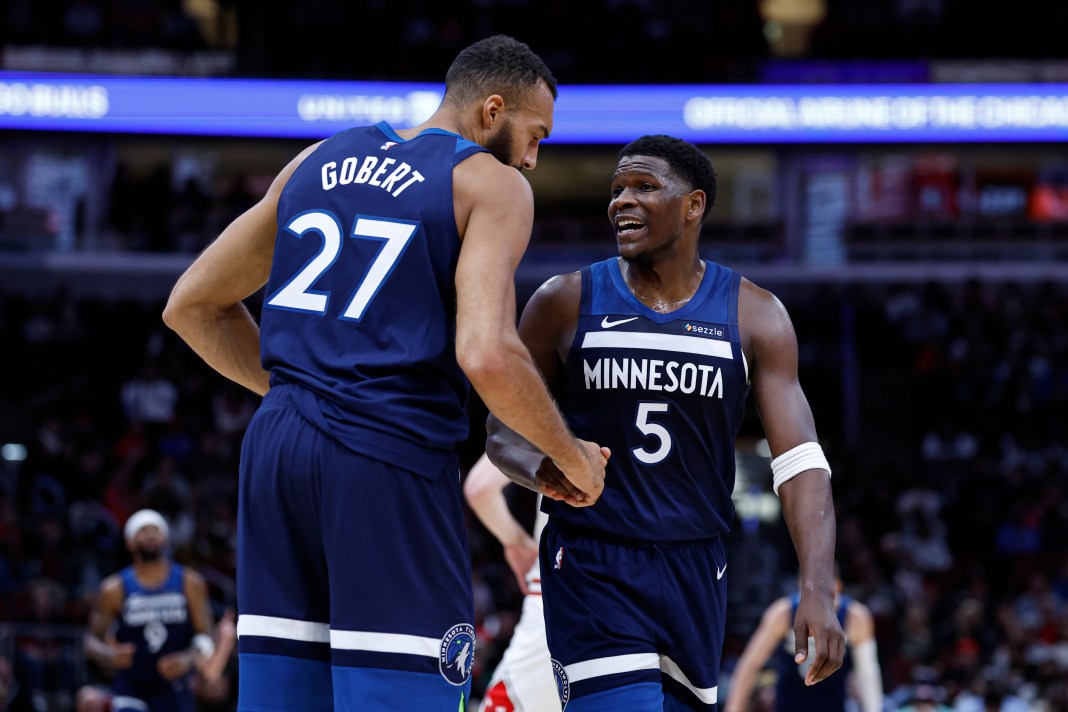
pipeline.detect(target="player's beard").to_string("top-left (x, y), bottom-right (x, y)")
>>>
top-left (136, 545), bottom-right (163, 562)
top-left (484, 119), bottom-right (520, 169)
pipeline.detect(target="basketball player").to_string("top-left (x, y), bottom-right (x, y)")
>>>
top-left (463, 454), bottom-right (560, 712)
top-left (163, 36), bottom-right (608, 711)
top-left (84, 509), bottom-right (233, 712)
top-left (724, 570), bottom-right (883, 712)
top-left (487, 135), bottom-right (844, 710)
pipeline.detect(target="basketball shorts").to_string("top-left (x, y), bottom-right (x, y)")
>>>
top-left (235, 385), bottom-right (474, 712)
top-left (540, 521), bottom-right (726, 711)
top-left (480, 593), bottom-right (560, 712)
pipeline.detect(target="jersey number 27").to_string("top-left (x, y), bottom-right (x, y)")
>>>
top-left (266, 210), bottom-right (417, 321)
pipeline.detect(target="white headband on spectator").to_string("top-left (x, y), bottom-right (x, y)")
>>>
top-left (771, 442), bottom-right (831, 496)
top-left (125, 509), bottom-right (170, 542)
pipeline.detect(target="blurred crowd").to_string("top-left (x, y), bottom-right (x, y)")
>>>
top-left (0, 276), bottom-right (1065, 709)
top-left (4, 0), bottom-right (1068, 82)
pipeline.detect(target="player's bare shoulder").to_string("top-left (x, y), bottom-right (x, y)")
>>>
top-left (737, 277), bottom-right (797, 363)
top-left (96, 573), bottom-right (126, 610)
top-left (520, 271), bottom-right (583, 360)
top-left (452, 153), bottom-right (533, 238)
top-left (182, 566), bottom-right (207, 594)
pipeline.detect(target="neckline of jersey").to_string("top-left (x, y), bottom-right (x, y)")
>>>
top-left (130, 562), bottom-right (175, 592)
top-left (607, 257), bottom-right (717, 324)
top-left (375, 120), bottom-right (461, 143)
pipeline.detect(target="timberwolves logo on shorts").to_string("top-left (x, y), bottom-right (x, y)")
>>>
top-left (439, 623), bottom-right (476, 686)
top-left (551, 658), bottom-right (570, 709)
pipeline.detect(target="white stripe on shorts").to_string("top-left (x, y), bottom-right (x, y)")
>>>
top-left (111, 696), bottom-right (149, 711)
top-left (564, 652), bottom-right (660, 683)
top-left (237, 614), bottom-right (330, 643)
top-left (660, 655), bottom-right (718, 704)
top-left (329, 629), bottom-right (440, 658)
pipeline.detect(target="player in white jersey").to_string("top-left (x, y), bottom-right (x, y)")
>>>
top-left (465, 454), bottom-right (561, 712)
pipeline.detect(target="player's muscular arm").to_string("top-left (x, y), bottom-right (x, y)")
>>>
top-left (743, 279), bottom-right (844, 685)
top-left (163, 142), bottom-right (321, 396)
top-left (485, 274), bottom-right (600, 504)
top-left (724, 598), bottom-right (792, 712)
top-left (455, 160), bottom-right (607, 496)
top-left (160, 570), bottom-right (232, 682)
top-left (84, 576), bottom-right (134, 671)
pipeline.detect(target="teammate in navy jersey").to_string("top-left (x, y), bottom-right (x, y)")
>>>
top-left (164, 35), bottom-right (608, 711)
top-left (487, 135), bottom-right (844, 711)
top-left (724, 571), bottom-right (883, 712)
top-left (84, 510), bottom-right (233, 712)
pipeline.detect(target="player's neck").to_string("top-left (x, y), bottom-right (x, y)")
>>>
top-left (133, 559), bottom-right (171, 587)
top-left (619, 252), bottom-right (706, 314)
top-left (397, 105), bottom-right (468, 142)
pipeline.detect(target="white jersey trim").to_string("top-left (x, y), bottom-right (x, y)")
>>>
top-left (329, 629), bottom-right (439, 658)
top-left (111, 696), bottom-right (150, 711)
top-left (237, 614), bottom-right (329, 643)
top-left (581, 331), bottom-right (733, 360)
top-left (564, 652), bottom-right (660, 683)
top-left (660, 654), bottom-right (718, 704)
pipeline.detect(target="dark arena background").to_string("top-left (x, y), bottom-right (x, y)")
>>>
top-left (1, 1), bottom-right (1068, 710)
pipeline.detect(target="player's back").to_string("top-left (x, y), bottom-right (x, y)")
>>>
top-left (261, 122), bottom-right (487, 473)
top-left (547, 258), bottom-right (750, 541)
top-left (114, 564), bottom-right (194, 688)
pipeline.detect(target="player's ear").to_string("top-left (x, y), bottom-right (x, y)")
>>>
top-left (481, 95), bottom-right (505, 128)
top-left (686, 190), bottom-right (706, 222)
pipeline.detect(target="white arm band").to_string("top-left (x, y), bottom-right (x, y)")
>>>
top-left (770, 442), bottom-right (831, 496)
top-left (851, 638), bottom-right (883, 712)
top-left (192, 633), bottom-right (216, 658)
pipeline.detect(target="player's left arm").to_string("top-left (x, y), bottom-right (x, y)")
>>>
top-left (157, 569), bottom-right (225, 682)
top-left (743, 279), bottom-right (844, 686)
top-left (846, 601), bottom-right (883, 712)
top-left (182, 569), bottom-right (236, 683)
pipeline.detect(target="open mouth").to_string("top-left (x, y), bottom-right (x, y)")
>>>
top-left (615, 217), bottom-right (646, 235)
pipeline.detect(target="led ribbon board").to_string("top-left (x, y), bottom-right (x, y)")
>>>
top-left (1, 71), bottom-right (1066, 142)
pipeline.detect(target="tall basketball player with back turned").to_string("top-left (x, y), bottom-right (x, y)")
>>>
top-left (164, 36), bottom-right (608, 712)
top-left (488, 136), bottom-right (843, 711)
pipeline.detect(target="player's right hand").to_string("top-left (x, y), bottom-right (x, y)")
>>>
top-left (109, 642), bottom-right (136, 670)
top-left (550, 440), bottom-right (610, 507)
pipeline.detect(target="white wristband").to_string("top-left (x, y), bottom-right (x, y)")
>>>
top-left (771, 442), bottom-right (831, 496)
top-left (192, 633), bottom-right (215, 658)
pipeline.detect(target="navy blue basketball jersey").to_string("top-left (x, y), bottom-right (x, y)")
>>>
top-left (544, 257), bottom-right (750, 541)
top-left (114, 564), bottom-right (195, 688)
top-left (260, 121), bottom-right (488, 474)
top-left (773, 595), bottom-right (852, 711)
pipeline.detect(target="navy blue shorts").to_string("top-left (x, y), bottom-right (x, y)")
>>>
top-left (540, 521), bottom-right (726, 711)
top-left (235, 386), bottom-right (474, 711)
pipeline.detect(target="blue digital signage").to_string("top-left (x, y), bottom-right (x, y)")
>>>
top-left (1, 71), bottom-right (1066, 143)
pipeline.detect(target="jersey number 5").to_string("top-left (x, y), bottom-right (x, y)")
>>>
top-left (633, 402), bottom-right (672, 464)
top-left (266, 210), bottom-right (418, 321)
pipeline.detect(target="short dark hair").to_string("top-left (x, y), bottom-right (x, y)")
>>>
top-left (619, 135), bottom-right (717, 208)
top-left (445, 35), bottom-right (557, 108)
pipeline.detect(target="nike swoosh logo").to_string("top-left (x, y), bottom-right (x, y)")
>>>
top-left (601, 316), bottom-right (639, 329)
top-left (717, 564), bottom-right (727, 580)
